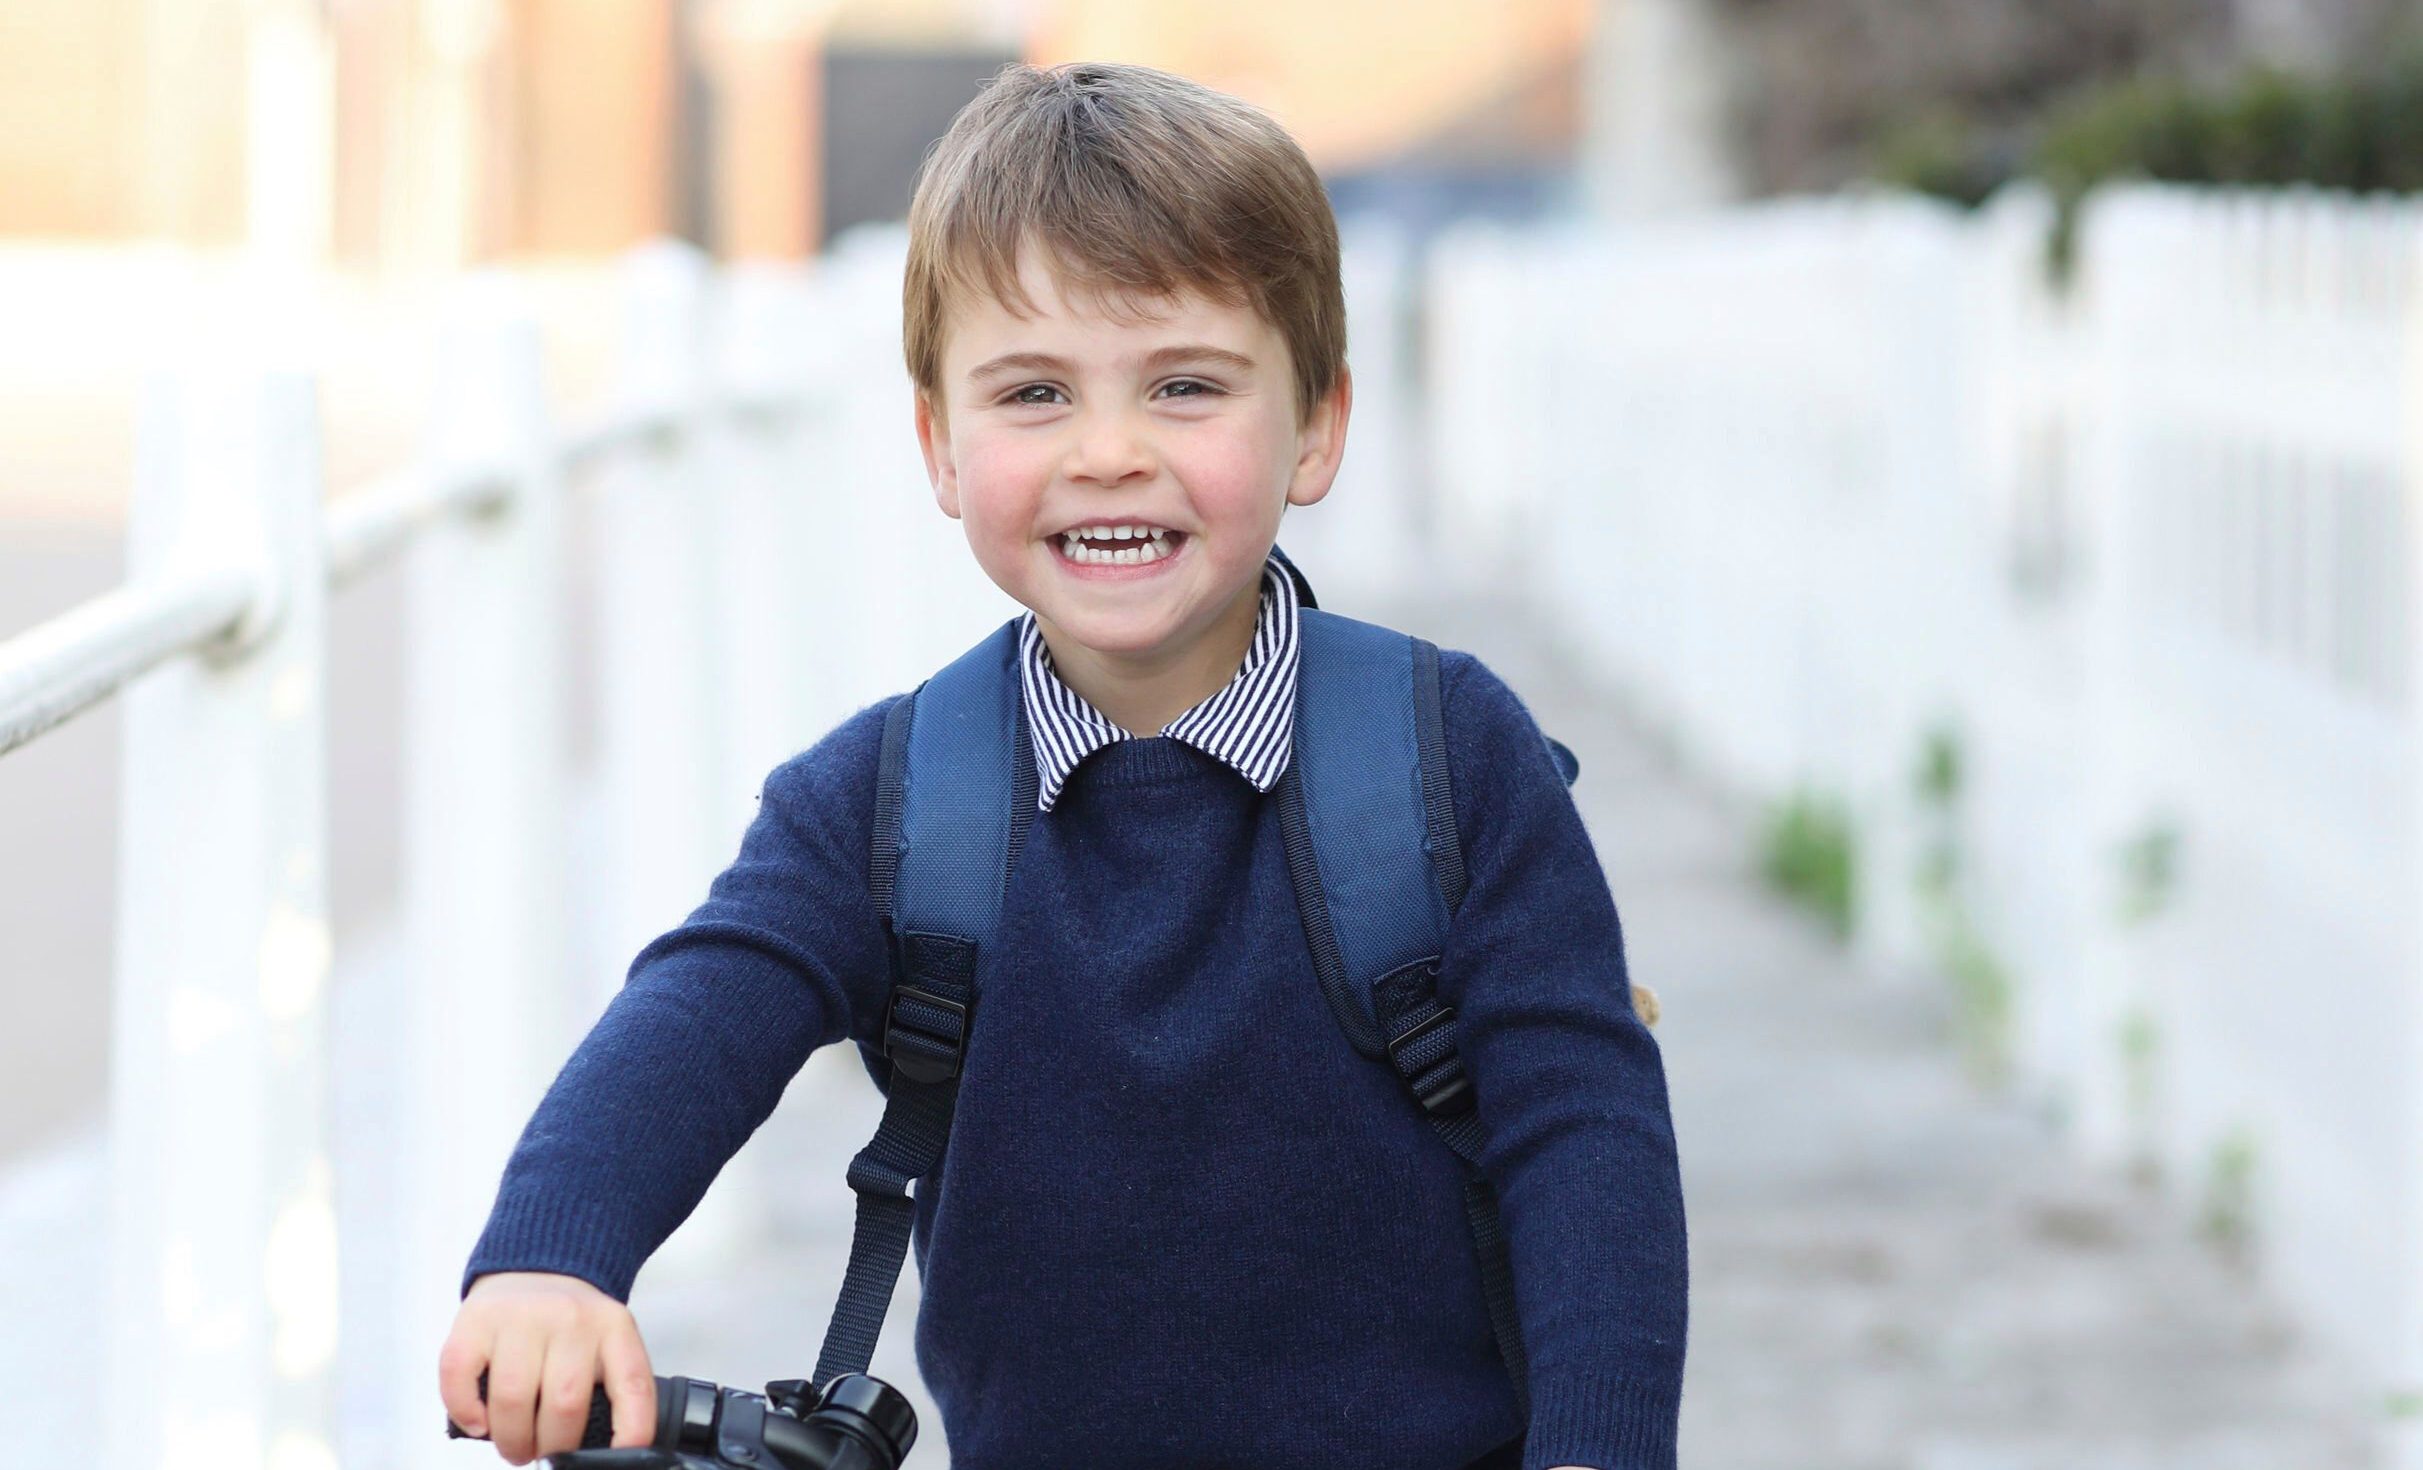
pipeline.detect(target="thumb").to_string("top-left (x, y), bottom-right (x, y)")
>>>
top-left (599, 1327), bottom-right (658, 1449)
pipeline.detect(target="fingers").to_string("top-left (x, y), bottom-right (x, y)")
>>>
top-left (438, 1273), bottom-right (640, 1465)
top-left (534, 1332), bottom-right (602, 1461)
top-left (436, 1319), bottom-right (494, 1439)
top-left (598, 1323), bottom-right (659, 1449)
top-left (484, 1322), bottom-right (545, 1465)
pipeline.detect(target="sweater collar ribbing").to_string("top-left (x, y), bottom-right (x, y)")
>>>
top-left (1015, 550), bottom-right (1300, 813)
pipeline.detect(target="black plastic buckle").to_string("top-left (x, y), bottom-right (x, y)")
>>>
top-left (1386, 1006), bottom-right (1473, 1119)
top-left (764, 1378), bottom-right (815, 1418)
top-left (882, 984), bottom-right (969, 1085)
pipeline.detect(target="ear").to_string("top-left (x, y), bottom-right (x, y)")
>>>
top-left (1284, 363), bottom-right (1352, 511)
top-left (915, 389), bottom-right (961, 520)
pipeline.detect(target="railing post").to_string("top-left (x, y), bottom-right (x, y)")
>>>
top-left (1289, 221), bottom-right (1422, 606)
top-left (392, 271), bottom-right (574, 1469)
top-left (110, 354), bottom-right (337, 1470)
top-left (712, 262), bottom-right (823, 802)
top-left (817, 229), bottom-right (995, 689)
top-left (2396, 211), bottom-right (2423, 1470)
top-left (598, 239), bottom-right (763, 1281)
top-left (597, 239), bottom-right (726, 995)
top-left (2071, 189), bottom-right (2160, 1174)
top-left (1423, 223), bottom-right (1535, 599)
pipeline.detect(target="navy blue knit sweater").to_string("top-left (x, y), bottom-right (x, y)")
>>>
top-left (462, 648), bottom-right (1689, 1470)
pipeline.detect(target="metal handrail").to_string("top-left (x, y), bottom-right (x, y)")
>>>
top-left (0, 563), bottom-right (258, 759)
top-left (0, 401), bottom-right (705, 762)
top-left (325, 462), bottom-right (510, 589)
top-left (561, 404), bottom-right (679, 478)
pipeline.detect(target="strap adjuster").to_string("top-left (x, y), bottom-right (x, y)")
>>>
top-left (882, 984), bottom-right (969, 1085)
top-left (1385, 1005), bottom-right (1473, 1119)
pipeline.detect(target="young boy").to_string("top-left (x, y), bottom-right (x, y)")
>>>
top-left (438, 60), bottom-right (1687, 1470)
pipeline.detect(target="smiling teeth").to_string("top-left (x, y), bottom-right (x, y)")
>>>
top-left (1060, 527), bottom-right (1174, 565)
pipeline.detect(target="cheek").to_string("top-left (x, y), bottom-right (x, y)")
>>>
top-left (1170, 427), bottom-right (1289, 519)
top-left (951, 428), bottom-right (1057, 533)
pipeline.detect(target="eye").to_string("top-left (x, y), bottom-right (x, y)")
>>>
top-left (1159, 378), bottom-right (1223, 400)
top-left (1007, 383), bottom-right (1066, 406)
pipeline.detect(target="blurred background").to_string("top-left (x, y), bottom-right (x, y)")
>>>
top-left (6, 0), bottom-right (2423, 1466)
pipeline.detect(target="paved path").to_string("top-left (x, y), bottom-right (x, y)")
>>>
top-left (0, 596), bottom-right (2386, 1468)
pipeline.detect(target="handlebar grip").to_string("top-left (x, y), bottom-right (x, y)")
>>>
top-left (442, 1368), bottom-right (626, 1452)
top-left (579, 1385), bottom-right (617, 1449)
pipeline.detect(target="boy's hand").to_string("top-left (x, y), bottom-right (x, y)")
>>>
top-left (438, 1270), bottom-right (658, 1464)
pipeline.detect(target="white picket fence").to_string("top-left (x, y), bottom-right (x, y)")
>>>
top-left (0, 233), bottom-right (1009, 1470)
top-left (1424, 180), bottom-right (2423, 1456)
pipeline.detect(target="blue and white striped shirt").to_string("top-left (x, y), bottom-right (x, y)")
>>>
top-left (1017, 551), bottom-right (1300, 813)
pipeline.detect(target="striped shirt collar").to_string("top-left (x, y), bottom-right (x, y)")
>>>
top-left (1017, 551), bottom-right (1301, 813)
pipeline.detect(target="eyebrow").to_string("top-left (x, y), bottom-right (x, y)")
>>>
top-left (965, 344), bottom-right (1260, 384)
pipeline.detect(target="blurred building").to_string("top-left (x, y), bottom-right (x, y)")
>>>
top-left (0, 0), bottom-right (1026, 267)
top-left (0, 0), bottom-right (1598, 270)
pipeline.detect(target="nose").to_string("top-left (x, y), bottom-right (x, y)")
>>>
top-left (1063, 403), bottom-right (1155, 487)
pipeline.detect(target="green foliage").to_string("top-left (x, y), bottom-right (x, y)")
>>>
top-left (1912, 720), bottom-right (1963, 810)
top-left (1905, 720), bottom-right (2012, 1087)
top-left (2196, 1124), bottom-right (2261, 1260)
top-left (1874, 112), bottom-right (2008, 208)
top-left (2034, 52), bottom-right (2423, 274)
top-left (2116, 817), bottom-right (2182, 926)
top-left (1912, 721), bottom-right (1963, 908)
top-left (1932, 902), bottom-right (2014, 1089)
top-left (2118, 1003), bottom-right (2160, 1176)
top-left (2035, 52), bottom-right (2423, 196)
top-left (1868, 48), bottom-right (2423, 280)
top-left (2117, 1004), bottom-right (2158, 1067)
top-left (1759, 787), bottom-right (1857, 941)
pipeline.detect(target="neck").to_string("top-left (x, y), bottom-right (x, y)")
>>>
top-left (1038, 570), bottom-right (1264, 736)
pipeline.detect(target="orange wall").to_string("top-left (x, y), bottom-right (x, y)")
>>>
top-left (0, 0), bottom-right (250, 243)
top-left (511, 0), bottom-right (679, 256)
top-left (0, 0), bottom-right (138, 236)
top-left (0, 0), bottom-right (680, 262)
top-left (0, 0), bottom-right (1578, 260)
top-left (1027, 0), bottom-right (1592, 171)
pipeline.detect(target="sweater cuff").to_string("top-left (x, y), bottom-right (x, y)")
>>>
top-left (1523, 1370), bottom-right (1681, 1470)
top-left (460, 1189), bottom-right (650, 1304)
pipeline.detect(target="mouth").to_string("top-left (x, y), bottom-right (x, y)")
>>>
top-left (1050, 526), bottom-right (1187, 569)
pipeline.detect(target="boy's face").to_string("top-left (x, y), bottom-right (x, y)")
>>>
top-left (914, 240), bottom-right (1349, 675)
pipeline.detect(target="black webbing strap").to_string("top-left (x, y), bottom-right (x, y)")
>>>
top-left (1375, 963), bottom-right (1531, 1422)
top-left (812, 686), bottom-right (1036, 1389)
top-left (812, 693), bottom-right (928, 1388)
top-left (811, 934), bottom-right (971, 1387)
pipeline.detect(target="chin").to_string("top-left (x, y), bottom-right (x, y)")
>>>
top-left (1049, 612), bottom-right (1178, 657)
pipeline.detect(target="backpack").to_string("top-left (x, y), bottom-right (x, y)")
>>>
top-left (807, 546), bottom-right (1613, 1425)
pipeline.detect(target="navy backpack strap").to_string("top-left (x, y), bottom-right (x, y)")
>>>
top-left (813, 616), bottom-right (1034, 1389)
top-left (1276, 608), bottom-right (1532, 1420)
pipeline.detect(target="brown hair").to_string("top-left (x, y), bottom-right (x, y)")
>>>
top-left (903, 61), bottom-right (1345, 428)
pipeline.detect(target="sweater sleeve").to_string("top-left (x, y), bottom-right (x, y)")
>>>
top-left (1432, 651), bottom-right (1689, 1470)
top-left (459, 693), bottom-right (905, 1304)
